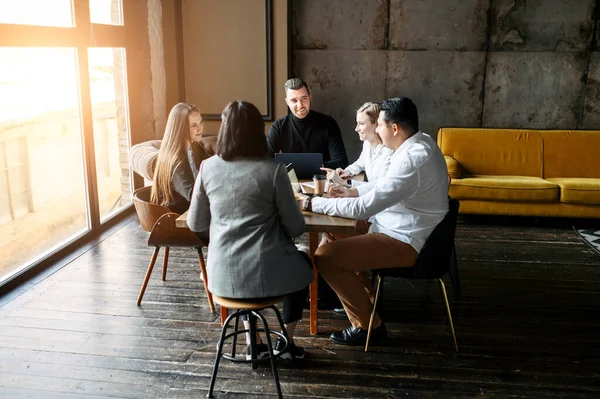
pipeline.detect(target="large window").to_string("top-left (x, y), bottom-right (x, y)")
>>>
top-left (89, 47), bottom-right (132, 221)
top-left (0, 0), bottom-right (140, 285)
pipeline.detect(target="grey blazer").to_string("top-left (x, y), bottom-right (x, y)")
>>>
top-left (187, 156), bottom-right (313, 298)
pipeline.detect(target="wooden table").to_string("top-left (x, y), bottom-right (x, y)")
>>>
top-left (176, 210), bottom-right (355, 335)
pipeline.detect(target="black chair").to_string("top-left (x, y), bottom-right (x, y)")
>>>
top-left (365, 198), bottom-right (460, 352)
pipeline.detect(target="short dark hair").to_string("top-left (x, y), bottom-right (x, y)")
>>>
top-left (217, 101), bottom-right (268, 161)
top-left (379, 97), bottom-right (419, 136)
top-left (284, 78), bottom-right (310, 94)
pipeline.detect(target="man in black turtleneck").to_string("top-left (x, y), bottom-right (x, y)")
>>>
top-left (267, 78), bottom-right (347, 311)
top-left (267, 78), bottom-right (349, 170)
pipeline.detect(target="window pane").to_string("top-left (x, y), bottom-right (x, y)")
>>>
top-left (90, 0), bottom-right (123, 25)
top-left (88, 48), bottom-right (131, 222)
top-left (0, 0), bottom-right (74, 27)
top-left (0, 48), bottom-right (89, 283)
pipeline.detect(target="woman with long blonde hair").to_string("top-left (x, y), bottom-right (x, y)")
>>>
top-left (150, 102), bottom-right (208, 214)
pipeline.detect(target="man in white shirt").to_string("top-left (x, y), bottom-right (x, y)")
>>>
top-left (299, 97), bottom-right (449, 346)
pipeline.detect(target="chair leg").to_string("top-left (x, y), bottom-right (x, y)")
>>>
top-left (231, 314), bottom-right (240, 358)
top-left (196, 248), bottom-right (215, 313)
top-left (248, 313), bottom-right (259, 370)
top-left (365, 274), bottom-right (383, 352)
top-left (448, 244), bottom-right (461, 300)
top-left (137, 246), bottom-right (160, 305)
top-left (207, 311), bottom-right (237, 398)
top-left (161, 247), bottom-right (169, 281)
top-left (254, 310), bottom-right (283, 399)
top-left (438, 278), bottom-right (459, 353)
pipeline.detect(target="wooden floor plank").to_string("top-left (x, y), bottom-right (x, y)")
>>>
top-left (0, 373), bottom-right (168, 398)
top-left (0, 387), bottom-right (118, 399)
top-left (1, 216), bottom-right (599, 398)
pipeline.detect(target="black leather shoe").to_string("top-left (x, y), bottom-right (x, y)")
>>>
top-left (330, 323), bottom-right (387, 346)
top-left (332, 307), bottom-right (347, 316)
top-left (318, 298), bottom-right (342, 310)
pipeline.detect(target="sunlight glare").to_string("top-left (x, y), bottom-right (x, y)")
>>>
top-left (0, 0), bottom-right (73, 27)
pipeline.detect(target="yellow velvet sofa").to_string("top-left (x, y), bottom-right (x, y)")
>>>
top-left (437, 128), bottom-right (600, 218)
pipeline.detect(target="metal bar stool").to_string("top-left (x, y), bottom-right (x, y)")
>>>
top-left (208, 295), bottom-right (290, 399)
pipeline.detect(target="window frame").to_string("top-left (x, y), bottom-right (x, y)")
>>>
top-left (0, 0), bottom-right (149, 287)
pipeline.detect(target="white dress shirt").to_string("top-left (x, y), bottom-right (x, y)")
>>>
top-left (311, 131), bottom-right (449, 252)
top-left (345, 142), bottom-right (393, 192)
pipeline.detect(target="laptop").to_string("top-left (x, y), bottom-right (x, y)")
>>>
top-left (286, 163), bottom-right (301, 193)
top-left (275, 153), bottom-right (323, 179)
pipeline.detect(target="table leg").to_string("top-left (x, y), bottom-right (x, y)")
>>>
top-left (309, 231), bottom-right (319, 335)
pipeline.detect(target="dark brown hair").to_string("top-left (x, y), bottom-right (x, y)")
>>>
top-left (284, 77), bottom-right (310, 94)
top-left (217, 101), bottom-right (267, 160)
top-left (380, 97), bottom-right (419, 135)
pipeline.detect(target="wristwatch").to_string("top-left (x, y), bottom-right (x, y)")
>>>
top-left (303, 194), bottom-right (314, 212)
top-left (346, 179), bottom-right (352, 187)
top-left (303, 194), bottom-right (323, 212)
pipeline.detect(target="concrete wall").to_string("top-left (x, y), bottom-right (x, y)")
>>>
top-left (291, 0), bottom-right (600, 160)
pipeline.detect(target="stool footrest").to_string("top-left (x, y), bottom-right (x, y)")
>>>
top-left (221, 329), bottom-right (288, 363)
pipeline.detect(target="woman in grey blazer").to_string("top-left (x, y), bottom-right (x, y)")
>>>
top-left (188, 101), bottom-right (313, 360)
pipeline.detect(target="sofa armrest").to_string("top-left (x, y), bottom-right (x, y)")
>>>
top-left (130, 140), bottom-right (161, 181)
top-left (444, 155), bottom-right (462, 179)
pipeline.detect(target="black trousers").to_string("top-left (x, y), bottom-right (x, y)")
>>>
top-left (280, 250), bottom-right (311, 324)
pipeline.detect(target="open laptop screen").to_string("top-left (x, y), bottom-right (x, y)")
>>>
top-left (275, 153), bottom-right (323, 179)
top-left (286, 163), bottom-right (301, 193)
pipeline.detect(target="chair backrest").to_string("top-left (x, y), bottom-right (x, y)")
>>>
top-left (132, 186), bottom-right (171, 232)
top-left (129, 136), bottom-right (219, 181)
top-left (410, 198), bottom-right (460, 279)
top-left (133, 186), bottom-right (206, 247)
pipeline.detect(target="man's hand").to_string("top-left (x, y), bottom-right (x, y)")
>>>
top-left (295, 193), bottom-right (308, 211)
top-left (338, 169), bottom-right (351, 179)
top-left (321, 167), bottom-right (350, 187)
top-left (328, 184), bottom-right (359, 198)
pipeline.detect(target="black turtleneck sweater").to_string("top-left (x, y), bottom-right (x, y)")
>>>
top-left (266, 110), bottom-right (349, 169)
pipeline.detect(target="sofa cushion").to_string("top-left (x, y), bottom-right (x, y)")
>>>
top-left (450, 175), bottom-right (559, 202)
top-left (542, 131), bottom-right (600, 179)
top-left (545, 178), bottom-right (600, 205)
top-left (437, 128), bottom-right (543, 177)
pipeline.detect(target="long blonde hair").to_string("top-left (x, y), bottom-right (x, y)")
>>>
top-left (357, 102), bottom-right (381, 143)
top-left (150, 103), bottom-right (200, 207)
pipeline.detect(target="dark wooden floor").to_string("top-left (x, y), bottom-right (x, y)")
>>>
top-left (1, 214), bottom-right (599, 398)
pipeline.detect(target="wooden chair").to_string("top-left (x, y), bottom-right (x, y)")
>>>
top-left (365, 198), bottom-right (460, 352)
top-left (132, 186), bottom-right (215, 312)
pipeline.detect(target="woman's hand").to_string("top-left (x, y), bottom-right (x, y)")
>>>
top-left (328, 184), bottom-right (359, 198)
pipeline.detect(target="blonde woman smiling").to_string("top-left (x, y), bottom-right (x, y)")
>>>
top-left (322, 102), bottom-right (393, 196)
